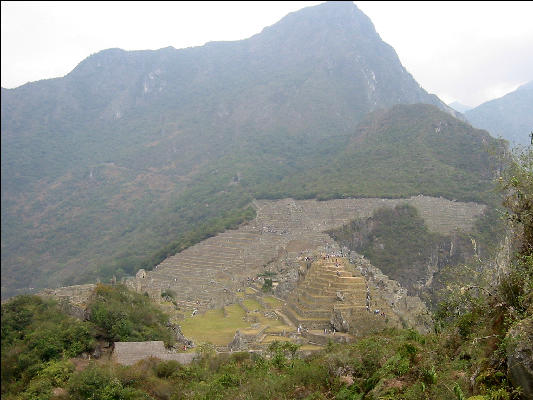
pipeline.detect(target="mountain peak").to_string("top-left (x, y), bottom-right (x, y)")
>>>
top-left (2, 0), bottom-right (496, 296)
top-left (256, 1), bottom-right (378, 42)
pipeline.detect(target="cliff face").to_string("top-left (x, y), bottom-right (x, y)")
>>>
top-left (330, 206), bottom-right (460, 288)
top-left (506, 316), bottom-right (533, 399)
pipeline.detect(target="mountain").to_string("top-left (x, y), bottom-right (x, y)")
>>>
top-left (465, 81), bottom-right (533, 146)
top-left (448, 101), bottom-right (472, 113)
top-left (1, 1), bottom-right (499, 298)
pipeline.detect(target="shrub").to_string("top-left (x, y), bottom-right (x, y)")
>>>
top-left (161, 290), bottom-right (176, 301)
top-left (154, 360), bottom-right (181, 379)
top-left (68, 364), bottom-right (151, 400)
top-left (88, 284), bottom-right (175, 346)
top-left (421, 366), bottom-right (437, 385)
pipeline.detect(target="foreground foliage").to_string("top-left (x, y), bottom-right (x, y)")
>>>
top-left (1, 296), bottom-right (94, 399)
top-left (1, 284), bottom-right (179, 399)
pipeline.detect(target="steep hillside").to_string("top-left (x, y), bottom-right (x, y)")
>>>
top-left (1, 2), bottom-right (499, 298)
top-left (466, 80), bottom-right (533, 146)
top-left (261, 103), bottom-right (503, 202)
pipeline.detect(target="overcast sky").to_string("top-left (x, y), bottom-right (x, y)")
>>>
top-left (2, 1), bottom-right (533, 108)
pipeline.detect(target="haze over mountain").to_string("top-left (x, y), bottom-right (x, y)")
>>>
top-left (465, 80), bottom-right (533, 147)
top-left (1, 1), bottom-right (500, 299)
top-left (448, 101), bottom-right (472, 113)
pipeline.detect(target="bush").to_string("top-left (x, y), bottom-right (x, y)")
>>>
top-left (154, 360), bottom-right (181, 379)
top-left (68, 364), bottom-right (151, 400)
top-left (1, 296), bottom-right (94, 397)
top-left (161, 290), bottom-right (176, 301)
top-left (88, 284), bottom-right (175, 346)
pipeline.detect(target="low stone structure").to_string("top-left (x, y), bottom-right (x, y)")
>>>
top-left (228, 325), bottom-right (269, 351)
top-left (113, 341), bottom-right (197, 366)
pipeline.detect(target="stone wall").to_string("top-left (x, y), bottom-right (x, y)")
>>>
top-left (113, 341), bottom-right (197, 366)
top-left (37, 284), bottom-right (96, 320)
top-left (284, 258), bottom-right (366, 330)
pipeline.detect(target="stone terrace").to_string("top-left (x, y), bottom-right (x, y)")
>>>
top-left (126, 196), bottom-right (485, 313)
top-left (284, 258), bottom-right (367, 330)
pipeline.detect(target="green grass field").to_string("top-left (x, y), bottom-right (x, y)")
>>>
top-left (242, 298), bottom-right (263, 311)
top-left (262, 295), bottom-right (284, 308)
top-left (179, 292), bottom-right (297, 347)
top-left (180, 304), bottom-right (249, 345)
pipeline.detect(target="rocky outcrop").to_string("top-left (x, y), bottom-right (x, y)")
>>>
top-left (506, 317), bottom-right (533, 400)
top-left (329, 204), bottom-right (483, 299)
top-left (166, 322), bottom-right (194, 349)
top-left (349, 251), bottom-right (433, 333)
top-left (330, 308), bottom-right (351, 332)
top-left (228, 330), bottom-right (248, 352)
top-left (228, 325), bottom-right (268, 351)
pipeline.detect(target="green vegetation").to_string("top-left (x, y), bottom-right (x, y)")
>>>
top-left (88, 284), bottom-right (175, 346)
top-left (2, 76), bottom-right (504, 298)
top-left (1, 296), bottom-right (94, 399)
top-left (1, 284), bottom-right (184, 399)
top-left (262, 295), bottom-right (283, 308)
top-left (242, 298), bottom-right (263, 311)
top-left (330, 203), bottom-right (447, 290)
top-left (261, 278), bottom-right (273, 293)
top-left (2, 147), bottom-right (527, 399)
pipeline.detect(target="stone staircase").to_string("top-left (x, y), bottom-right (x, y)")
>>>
top-left (284, 258), bottom-right (367, 330)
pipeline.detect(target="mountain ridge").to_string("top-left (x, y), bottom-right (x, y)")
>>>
top-left (465, 80), bottom-right (533, 146)
top-left (1, 2), bottom-right (500, 298)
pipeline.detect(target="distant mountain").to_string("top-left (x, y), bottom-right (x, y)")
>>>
top-left (465, 81), bottom-right (533, 146)
top-left (0, 2), bottom-right (497, 298)
top-left (448, 101), bottom-right (472, 113)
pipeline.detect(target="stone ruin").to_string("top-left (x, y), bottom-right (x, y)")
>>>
top-left (37, 284), bottom-right (96, 320)
top-left (113, 341), bottom-right (197, 366)
top-left (284, 258), bottom-right (367, 330)
top-left (125, 195), bottom-right (485, 316)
